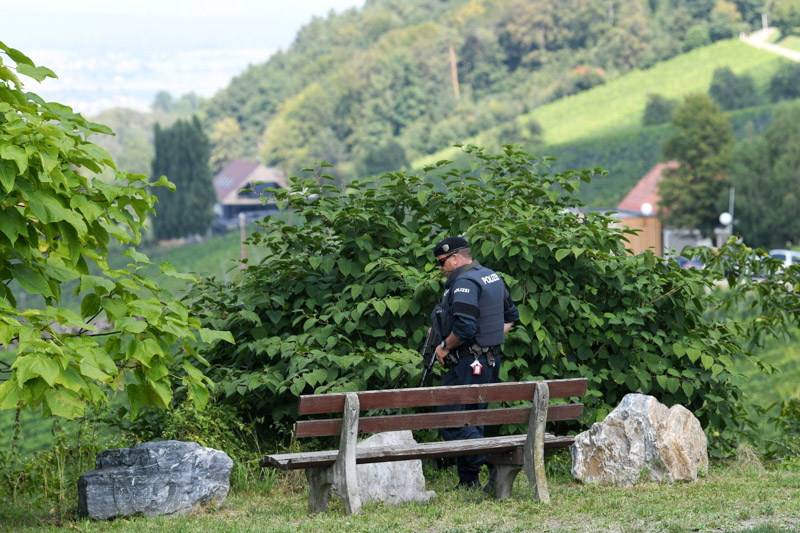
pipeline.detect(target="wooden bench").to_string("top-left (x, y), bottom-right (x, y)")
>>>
top-left (260, 377), bottom-right (587, 514)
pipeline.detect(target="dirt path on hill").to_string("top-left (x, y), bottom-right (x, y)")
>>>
top-left (742, 27), bottom-right (800, 62)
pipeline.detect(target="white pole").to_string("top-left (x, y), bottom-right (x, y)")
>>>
top-left (239, 212), bottom-right (247, 268)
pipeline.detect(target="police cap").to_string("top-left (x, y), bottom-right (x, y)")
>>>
top-left (433, 236), bottom-right (469, 256)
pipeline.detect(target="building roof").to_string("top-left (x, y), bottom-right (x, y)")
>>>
top-left (616, 161), bottom-right (678, 215)
top-left (213, 160), bottom-right (287, 206)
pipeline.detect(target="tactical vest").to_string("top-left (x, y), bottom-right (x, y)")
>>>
top-left (434, 263), bottom-right (507, 347)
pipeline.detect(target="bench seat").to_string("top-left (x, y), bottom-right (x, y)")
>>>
top-left (261, 433), bottom-right (576, 470)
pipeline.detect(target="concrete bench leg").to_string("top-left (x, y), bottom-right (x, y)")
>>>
top-left (523, 381), bottom-right (551, 504)
top-left (494, 464), bottom-right (522, 500)
top-left (306, 467), bottom-right (334, 512)
top-left (333, 392), bottom-right (361, 515)
top-left (305, 393), bottom-right (361, 514)
top-left (486, 449), bottom-right (523, 500)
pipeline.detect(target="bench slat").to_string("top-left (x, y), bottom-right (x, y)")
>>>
top-left (299, 378), bottom-right (588, 415)
top-left (295, 403), bottom-right (583, 437)
top-left (261, 434), bottom-right (576, 470)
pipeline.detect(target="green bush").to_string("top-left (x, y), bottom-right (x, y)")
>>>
top-left (185, 145), bottom-right (797, 455)
top-left (769, 62), bottom-right (800, 102)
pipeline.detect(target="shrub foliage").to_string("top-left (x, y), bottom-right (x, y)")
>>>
top-left (0, 43), bottom-right (231, 421)
top-left (189, 145), bottom-right (796, 453)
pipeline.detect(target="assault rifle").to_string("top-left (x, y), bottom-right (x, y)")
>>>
top-left (419, 327), bottom-right (439, 387)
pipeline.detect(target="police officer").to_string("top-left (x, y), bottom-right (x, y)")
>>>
top-left (431, 236), bottom-right (519, 491)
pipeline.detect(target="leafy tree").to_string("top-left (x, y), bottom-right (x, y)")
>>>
top-left (0, 43), bottom-right (231, 419)
top-left (773, 0), bottom-right (800, 36)
top-left (209, 117), bottom-right (244, 175)
top-left (360, 139), bottom-right (408, 176)
top-left (173, 93), bottom-right (201, 116)
top-left (659, 94), bottom-right (733, 237)
top-left (768, 61), bottom-right (800, 102)
top-left (187, 145), bottom-right (798, 454)
top-left (642, 94), bottom-right (678, 125)
top-left (709, 67), bottom-right (759, 110)
top-left (683, 24), bottom-right (712, 51)
top-left (729, 101), bottom-right (800, 248)
top-left (151, 117), bottom-right (216, 239)
top-left (708, 0), bottom-right (746, 41)
top-left (151, 90), bottom-right (174, 113)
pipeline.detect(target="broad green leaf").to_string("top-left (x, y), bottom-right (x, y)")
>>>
top-left (0, 205), bottom-right (25, 245)
top-left (0, 379), bottom-right (24, 409)
top-left (117, 317), bottom-right (147, 334)
top-left (55, 365), bottom-right (89, 392)
top-left (79, 358), bottom-right (112, 383)
top-left (0, 144), bottom-right (27, 174)
top-left (81, 293), bottom-right (102, 319)
top-left (373, 300), bottom-right (386, 316)
top-left (70, 194), bottom-right (104, 222)
top-left (182, 361), bottom-right (205, 381)
top-left (126, 384), bottom-right (147, 419)
top-left (198, 328), bottom-right (235, 344)
top-left (15, 354), bottom-right (60, 387)
top-left (188, 382), bottom-right (210, 410)
top-left (80, 275), bottom-right (116, 294)
top-left (16, 63), bottom-right (56, 82)
top-left (518, 304), bottom-right (533, 326)
top-left (10, 263), bottom-right (52, 297)
top-left (44, 388), bottom-right (85, 419)
top-left (123, 247), bottom-right (151, 264)
top-left (0, 159), bottom-right (16, 192)
top-left (101, 297), bottom-right (128, 321)
top-left (129, 300), bottom-right (163, 322)
top-left (28, 190), bottom-right (71, 224)
top-left (386, 298), bottom-right (400, 315)
top-left (149, 379), bottom-right (172, 408)
top-left (555, 249), bottom-right (570, 262)
top-left (159, 262), bottom-right (197, 282)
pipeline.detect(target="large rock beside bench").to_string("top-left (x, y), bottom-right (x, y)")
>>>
top-left (571, 393), bottom-right (708, 486)
top-left (334, 431), bottom-right (436, 505)
top-left (78, 440), bottom-right (233, 520)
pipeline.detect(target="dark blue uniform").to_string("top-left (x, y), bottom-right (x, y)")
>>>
top-left (432, 261), bottom-right (519, 485)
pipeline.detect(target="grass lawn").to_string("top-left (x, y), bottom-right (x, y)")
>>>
top-left (777, 35), bottom-right (800, 53)
top-left (2, 459), bottom-right (799, 533)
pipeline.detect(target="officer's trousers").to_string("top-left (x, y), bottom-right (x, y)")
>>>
top-left (437, 352), bottom-right (499, 483)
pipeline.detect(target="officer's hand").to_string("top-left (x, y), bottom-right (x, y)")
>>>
top-left (435, 345), bottom-right (449, 366)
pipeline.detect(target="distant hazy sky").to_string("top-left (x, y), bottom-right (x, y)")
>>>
top-left (2, 0), bottom-right (365, 115)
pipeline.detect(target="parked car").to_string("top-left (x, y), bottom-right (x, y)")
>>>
top-left (769, 249), bottom-right (800, 271)
top-left (675, 256), bottom-right (704, 269)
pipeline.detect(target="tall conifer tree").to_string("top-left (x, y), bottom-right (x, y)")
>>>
top-left (151, 117), bottom-right (216, 239)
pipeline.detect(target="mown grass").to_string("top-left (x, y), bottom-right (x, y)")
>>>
top-left (777, 35), bottom-right (800, 53)
top-left (414, 39), bottom-right (786, 169)
top-left (2, 458), bottom-right (799, 533)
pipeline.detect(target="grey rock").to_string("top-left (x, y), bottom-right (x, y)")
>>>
top-left (336, 431), bottom-right (436, 505)
top-left (571, 393), bottom-right (708, 486)
top-left (78, 440), bottom-right (233, 520)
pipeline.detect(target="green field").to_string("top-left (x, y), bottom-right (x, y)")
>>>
top-left (415, 39), bottom-right (787, 168)
top-left (778, 35), bottom-right (800, 52)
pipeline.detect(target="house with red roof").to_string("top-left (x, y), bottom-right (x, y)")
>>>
top-left (213, 160), bottom-right (287, 222)
top-left (613, 161), bottom-right (709, 256)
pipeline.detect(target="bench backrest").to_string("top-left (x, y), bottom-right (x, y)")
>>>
top-left (295, 378), bottom-right (587, 438)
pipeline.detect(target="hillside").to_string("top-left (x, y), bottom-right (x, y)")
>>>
top-left (415, 39), bottom-right (786, 207)
top-left (202, 0), bottom-right (763, 182)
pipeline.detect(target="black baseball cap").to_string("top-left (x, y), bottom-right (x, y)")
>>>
top-left (433, 236), bottom-right (469, 256)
